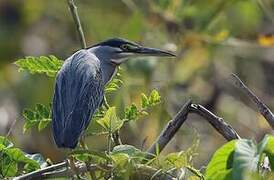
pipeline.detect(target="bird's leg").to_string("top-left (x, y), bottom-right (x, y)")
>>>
top-left (67, 151), bottom-right (83, 179)
top-left (79, 134), bottom-right (98, 180)
top-left (103, 95), bottom-right (110, 109)
top-left (79, 135), bottom-right (88, 150)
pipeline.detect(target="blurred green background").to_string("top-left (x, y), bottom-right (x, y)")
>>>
top-left (0, 0), bottom-right (274, 168)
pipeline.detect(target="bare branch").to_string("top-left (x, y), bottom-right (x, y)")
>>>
top-left (146, 99), bottom-right (192, 158)
top-left (190, 104), bottom-right (240, 141)
top-left (231, 73), bottom-right (274, 129)
top-left (14, 160), bottom-right (174, 179)
top-left (67, 0), bottom-right (87, 48)
top-left (14, 161), bottom-right (68, 180)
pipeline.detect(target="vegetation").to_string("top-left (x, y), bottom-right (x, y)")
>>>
top-left (0, 0), bottom-right (274, 179)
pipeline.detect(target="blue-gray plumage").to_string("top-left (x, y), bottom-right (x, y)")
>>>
top-left (52, 38), bottom-right (175, 149)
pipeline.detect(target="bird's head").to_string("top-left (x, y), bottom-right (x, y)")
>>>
top-left (87, 38), bottom-right (176, 65)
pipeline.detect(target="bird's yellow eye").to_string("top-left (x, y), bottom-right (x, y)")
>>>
top-left (120, 44), bottom-right (130, 51)
top-left (121, 44), bottom-right (137, 51)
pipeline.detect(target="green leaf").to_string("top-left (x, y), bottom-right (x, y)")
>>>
top-left (124, 104), bottom-right (139, 121)
top-left (1, 156), bottom-right (18, 177)
top-left (111, 145), bottom-right (146, 178)
top-left (165, 151), bottom-right (188, 169)
top-left (96, 107), bottom-right (123, 133)
top-left (0, 137), bottom-right (44, 177)
top-left (111, 153), bottom-right (130, 168)
top-left (0, 136), bottom-right (13, 148)
top-left (141, 93), bottom-right (149, 108)
top-left (38, 120), bottom-right (51, 131)
top-left (112, 145), bottom-right (144, 157)
top-left (105, 68), bottom-right (123, 93)
top-left (205, 140), bottom-right (236, 180)
top-left (164, 133), bottom-right (199, 170)
top-left (232, 139), bottom-right (259, 180)
top-left (14, 55), bottom-right (63, 77)
top-left (22, 104), bottom-right (51, 133)
top-left (112, 145), bottom-right (146, 163)
top-left (148, 89), bottom-right (161, 105)
top-left (263, 135), bottom-right (274, 170)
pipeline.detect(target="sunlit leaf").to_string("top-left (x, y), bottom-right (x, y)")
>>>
top-left (23, 104), bottom-right (51, 133)
top-left (0, 136), bottom-right (44, 177)
top-left (205, 140), bottom-right (236, 179)
top-left (141, 93), bottom-right (149, 109)
top-left (124, 104), bottom-right (139, 121)
top-left (0, 136), bottom-right (13, 148)
top-left (263, 135), bottom-right (274, 170)
top-left (112, 145), bottom-right (145, 158)
top-left (1, 156), bottom-right (17, 177)
top-left (14, 55), bottom-right (63, 77)
top-left (148, 89), bottom-right (161, 106)
top-left (105, 67), bottom-right (123, 93)
top-left (165, 151), bottom-right (188, 169)
top-left (96, 107), bottom-right (124, 133)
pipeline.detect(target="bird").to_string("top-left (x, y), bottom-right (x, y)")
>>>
top-left (52, 38), bottom-right (175, 149)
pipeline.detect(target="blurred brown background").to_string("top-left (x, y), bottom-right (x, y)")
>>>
top-left (0, 0), bottom-right (274, 168)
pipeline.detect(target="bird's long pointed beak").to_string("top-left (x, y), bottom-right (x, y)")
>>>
top-left (136, 47), bottom-right (176, 57)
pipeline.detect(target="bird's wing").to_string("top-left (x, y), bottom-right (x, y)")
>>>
top-left (52, 50), bottom-right (104, 148)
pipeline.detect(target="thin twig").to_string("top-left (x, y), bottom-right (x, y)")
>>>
top-left (146, 99), bottom-right (192, 159)
top-left (41, 163), bottom-right (111, 179)
top-left (231, 73), bottom-right (274, 130)
top-left (67, 0), bottom-right (87, 48)
top-left (6, 118), bottom-right (17, 138)
top-left (189, 104), bottom-right (240, 140)
top-left (13, 161), bottom-right (68, 180)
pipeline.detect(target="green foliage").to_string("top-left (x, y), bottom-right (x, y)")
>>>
top-left (96, 107), bottom-right (124, 133)
top-left (205, 140), bottom-right (235, 180)
top-left (264, 135), bottom-right (274, 170)
top-left (23, 104), bottom-right (51, 133)
top-left (124, 89), bottom-right (161, 121)
top-left (0, 136), bottom-right (46, 178)
top-left (110, 145), bottom-right (147, 179)
top-left (14, 55), bottom-right (63, 77)
top-left (105, 67), bottom-right (123, 93)
top-left (124, 103), bottom-right (139, 121)
top-left (205, 135), bottom-right (274, 180)
top-left (111, 145), bottom-right (146, 161)
top-left (232, 139), bottom-right (260, 179)
top-left (141, 89), bottom-right (161, 109)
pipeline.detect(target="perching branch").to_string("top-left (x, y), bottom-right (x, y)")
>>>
top-left (14, 161), bottom-right (174, 179)
top-left (146, 99), bottom-right (192, 159)
top-left (231, 73), bottom-right (274, 129)
top-left (67, 0), bottom-right (87, 49)
top-left (189, 104), bottom-right (240, 140)
top-left (14, 161), bottom-right (68, 180)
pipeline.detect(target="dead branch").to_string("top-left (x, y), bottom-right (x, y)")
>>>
top-left (14, 161), bottom-right (68, 180)
top-left (189, 104), bottom-right (240, 140)
top-left (231, 73), bottom-right (274, 129)
top-left (146, 99), bottom-right (192, 159)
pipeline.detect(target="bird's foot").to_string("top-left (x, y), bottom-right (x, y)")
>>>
top-left (67, 155), bottom-right (84, 179)
top-left (79, 136), bottom-right (89, 150)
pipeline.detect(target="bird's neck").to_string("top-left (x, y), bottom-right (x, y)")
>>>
top-left (101, 62), bottom-right (117, 85)
top-left (87, 47), bottom-right (117, 85)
